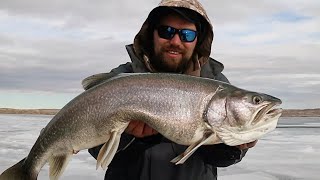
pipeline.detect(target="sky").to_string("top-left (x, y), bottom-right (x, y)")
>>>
top-left (0, 0), bottom-right (319, 109)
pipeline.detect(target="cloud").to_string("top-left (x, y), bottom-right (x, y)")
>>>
top-left (0, 35), bottom-right (130, 93)
top-left (0, 0), bottom-right (319, 109)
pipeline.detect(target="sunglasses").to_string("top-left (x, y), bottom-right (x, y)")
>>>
top-left (156, 25), bottom-right (198, 43)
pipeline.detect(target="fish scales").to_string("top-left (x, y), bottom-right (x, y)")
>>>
top-left (0, 73), bottom-right (282, 180)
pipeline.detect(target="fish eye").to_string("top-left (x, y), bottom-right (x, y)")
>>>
top-left (252, 95), bottom-right (263, 105)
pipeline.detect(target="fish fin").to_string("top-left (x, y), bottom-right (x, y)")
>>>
top-left (171, 132), bottom-right (216, 165)
top-left (0, 158), bottom-right (36, 180)
top-left (101, 132), bottom-right (121, 170)
top-left (170, 137), bottom-right (203, 164)
top-left (82, 73), bottom-right (137, 90)
top-left (48, 154), bottom-right (72, 180)
top-left (218, 128), bottom-right (246, 146)
top-left (82, 73), bottom-right (111, 90)
top-left (96, 131), bottom-right (118, 170)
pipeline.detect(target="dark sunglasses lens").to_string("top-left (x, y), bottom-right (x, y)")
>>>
top-left (180, 30), bottom-right (197, 42)
top-left (157, 26), bottom-right (197, 42)
top-left (157, 26), bottom-right (175, 40)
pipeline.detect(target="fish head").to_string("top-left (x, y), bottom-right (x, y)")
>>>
top-left (226, 90), bottom-right (282, 127)
top-left (206, 86), bottom-right (282, 146)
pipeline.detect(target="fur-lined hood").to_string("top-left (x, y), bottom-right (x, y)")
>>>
top-left (133, 0), bottom-right (214, 73)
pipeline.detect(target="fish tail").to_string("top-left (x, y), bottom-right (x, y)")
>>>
top-left (0, 158), bottom-right (37, 180)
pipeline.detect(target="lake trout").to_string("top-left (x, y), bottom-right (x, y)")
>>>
top-left (0, 73), bottom-right (282, 180)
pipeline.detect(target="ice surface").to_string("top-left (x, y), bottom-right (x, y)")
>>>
top-left (0, 114), bottom-right (319, 180)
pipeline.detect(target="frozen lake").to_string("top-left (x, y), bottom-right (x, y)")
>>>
top-left (0, 114), bottom-right (319, 180)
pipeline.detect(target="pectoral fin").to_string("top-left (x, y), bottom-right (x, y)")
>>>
top-left (171, 132), bottom-right (216, 165)
top-left (96, 130), bottom-right (120, 170)
top-left (218, 127), bottom-right (247, 146)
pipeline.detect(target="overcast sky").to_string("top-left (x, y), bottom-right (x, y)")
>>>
top-left (0, 0), bottom-right (319, 109)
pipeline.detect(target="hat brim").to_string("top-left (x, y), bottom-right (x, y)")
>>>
top-left (148, 6), bottom-right (200, 24)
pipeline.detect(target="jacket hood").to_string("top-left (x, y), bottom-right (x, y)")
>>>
top-left (133, 0), bottom-right (214, 73)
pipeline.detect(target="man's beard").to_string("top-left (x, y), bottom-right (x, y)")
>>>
top-left (150, 51), bottom-right (191, 73)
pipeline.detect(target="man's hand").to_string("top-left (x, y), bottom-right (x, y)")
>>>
top-left (125, 120), bottom-right (158, 138)
top-left (236, 140), bottom-right (258, 150)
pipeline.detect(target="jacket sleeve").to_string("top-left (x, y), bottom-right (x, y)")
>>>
top-left (198, 144), bottom-right (248, 167)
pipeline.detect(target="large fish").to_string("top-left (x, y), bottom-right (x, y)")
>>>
top-left (0, 73), bottom-right (282, 180)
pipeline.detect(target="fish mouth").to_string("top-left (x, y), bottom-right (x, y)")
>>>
top-left (252, 103), bottom-right (282, 125)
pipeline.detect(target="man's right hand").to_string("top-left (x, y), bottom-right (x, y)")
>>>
top-left (125, 120), bottom-right (158, 138)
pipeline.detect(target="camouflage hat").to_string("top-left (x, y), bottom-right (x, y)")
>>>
top-left (147, 6), bottom-right (203, 32)
top-left (157, 0), bottom-right (212, 29)
top-left (133, 0), bottom-right (214, 72)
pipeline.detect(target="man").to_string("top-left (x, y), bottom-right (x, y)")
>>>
top-left (84, 0), bottom-right (257, 179)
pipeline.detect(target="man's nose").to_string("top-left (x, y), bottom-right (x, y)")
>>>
top-left (169, 33), bottom-right (182, 45)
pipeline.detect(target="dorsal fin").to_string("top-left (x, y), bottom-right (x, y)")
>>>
top-left (82, 73), bottom-right (143, 90)
top-left (81, 73), bottom-right (111, 90)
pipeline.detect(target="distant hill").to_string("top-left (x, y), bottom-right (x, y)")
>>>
top-left (0, 108), bottom-right (59, 115)
top-left (281, 108), bottom-right (320, 117)
top-left (0, 108), bottom-right (320, 117)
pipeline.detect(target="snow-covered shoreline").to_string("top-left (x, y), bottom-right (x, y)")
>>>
top-left (1, 108), bottom-right (320, 117)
